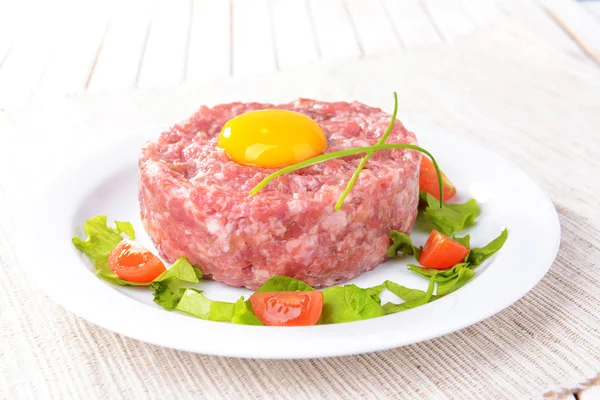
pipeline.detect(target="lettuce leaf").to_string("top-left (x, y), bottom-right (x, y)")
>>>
top-left (468, 229), bottom-right (508, 266)
top-left (406, 228), bottom-right (508, 300)
top-left (387, 230), bottom-right (422, 259)
top-left (382, 278), bottom-right (435, 314)
top-left (175, 289), bottom-right (236, 322)
top-left (255, 276), bottom-right (314, 293)
top-left (319, 284), bottom-right (385, 324)
top-left (150, 258), bottom-right (203, 310)
top-left (364, 283), bottom-right (386, 305)
top-left (114, 221), bottom-right (135, 240)
top-left (154, 257), bottom-right (203, 283)
top-left (435, 264), bottom-right (475, 296)
top-left (385, 280), bottom-right (431, 302)
top-left (408, 263), bottom-right (470, 283)
top-left (452, 234), bottom-right (471, 249)
top-left (407, 263), bottom-right (474, 297)
top-left (231, 297), bottom-right (264, 326)
top-left (158, 288), bottom-right (263, 325)
top-left (151, 283), bottom-right (184, 310)
top-left (72, 216), bottom-right (138, 285)
top-left (405, 232), bottom-right (507, 299)
top-left (407, 263), bottom-right (474, 298)
top-left (420, 192), bottom-right (480, 235)
top-left (150, 260), bottom-right (262, 325)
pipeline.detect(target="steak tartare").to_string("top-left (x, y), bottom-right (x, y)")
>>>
top-left (139, 99), bottom-right (421, 289)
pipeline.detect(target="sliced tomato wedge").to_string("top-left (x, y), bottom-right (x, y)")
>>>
top-left (250, 291), bottom-right (324, 326)
top-left (420, 230), bottom-right (470, 270)
top-left (419, 157), bottom-right (457, 201)
top-left (108, 240), bottom-right (166, 283)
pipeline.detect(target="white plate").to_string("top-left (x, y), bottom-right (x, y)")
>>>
top-left (19, 128), bottom-right (560, 359)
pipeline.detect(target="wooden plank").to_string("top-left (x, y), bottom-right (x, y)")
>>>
top-left (307, 0), bottom-right (362, 59)
top-left (460, 0), bottom-right (503, 27)
top-left (231, 0), bottom-right (276, 76)
top-left (381, 0), bottom-right (442, 48)
top-left (421, 0), bottom-right (476, 41)
top-left (271, 0), bottom-right (319, 68)
top-left (0, 1), bottom-right (62, 109)
top-left (0, 2), bottom-right (21, 68)
top-left (541, 0), bottom-right (600, 63)
top-left (497, 0), bottom-right (582, 56)
top-left (31, 2), bottom-right (112, 102)
top-left (88, 0), bottom-right (154, 92)
top-left (344, 0), bottom-right (401, 55)
top-left (584, 2), bottom-right (600, 20)
top-left (137, 0), bottom-right (191, 88)
top-left (186, 0), bottom-right (231, 82)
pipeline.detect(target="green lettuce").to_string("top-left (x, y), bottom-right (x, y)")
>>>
top-left (420, 191), bottom-right (480, 235)
top-left (175, 289), bottom-right (236, 322)
top-left (435, 265), bottom-right (475, 296)
top-left (255, 276), bottom-right (314, 293)
top-left (150, 259), bottom-right (262, 324)
top-left (151, 283), bottom-right (184, 310)
top-left (406, 229), bottom-right (508, 299)
top-left (468, 229), bottom-right (508, 266)
top-left (364, 282), bottom-right (386, 305)
top-left (387, 230), bottom-right (422, 259)
top-left (231, 297), bottom-right (264, 326)
top-left (452, 234), bottom-right (471, 249)
top-left (319, 284), bottom-right (385, 324)
top-left (382, 278), bottom-right (435, 314)
top-left (154, 257), bottom-right (203, 283)
top-left (72, 216), bottom-right (138, 285)
top-left (408, 262), bottom-right (475, 295)
top-left (408, 263), bottom-right (470, 282)
top-left (150, 257), bottom-right (203, 310)
top-left (385, 280), bottom-right (433, 302)
top-left (161, 289), bottom-right (262, 325)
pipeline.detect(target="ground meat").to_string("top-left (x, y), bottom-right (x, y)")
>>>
top-left (139, 99), bottom-right (421, 289)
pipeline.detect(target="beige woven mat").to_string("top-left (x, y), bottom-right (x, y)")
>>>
top-left (1, 18), bottom-right (599, 399)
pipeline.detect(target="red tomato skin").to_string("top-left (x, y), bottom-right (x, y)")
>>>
top-left (420, 230), bottom-right (470, 270)
top-left (250, 291), bottom-right (324, 326)
top-left (108, 241), bottom-right (166, 283)
top-left (419, 157), bottom-right (457, 201)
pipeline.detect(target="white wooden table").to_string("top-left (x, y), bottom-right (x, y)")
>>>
top-left (1, 1), bottom-right (599, 398)
top-left (1, 0), bottom-right (600, 111)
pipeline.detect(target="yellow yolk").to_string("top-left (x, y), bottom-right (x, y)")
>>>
top-left (217, 110), bottom-right (327, 168)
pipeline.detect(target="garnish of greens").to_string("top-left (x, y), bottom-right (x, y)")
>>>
top-left (395, 228), bottom-right (509, 296)
top-left (419, 191), bottom-right (480, 236)
top-left (72, 216), bottom-right (141, 286)
top-left (72, 217), bottom-right (262, 324)
top-left (387, 231), bottom-right (422, 259)
top-left (249, 92), bottom-right (445, 211)
top-left (73, 203), bottom-right (507, 324)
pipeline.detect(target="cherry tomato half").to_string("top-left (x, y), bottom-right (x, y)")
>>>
top-left (250, 291), bottom-right (324, 326)
top-left (108, 240), bottom-right (166, 283)
top-left (420, 230), bottom-right (470, 270)
top-left (419, 157), bottom-right (457, 201)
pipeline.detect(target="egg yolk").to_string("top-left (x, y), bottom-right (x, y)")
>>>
top-left (217, 109), bottom-right (327, 168)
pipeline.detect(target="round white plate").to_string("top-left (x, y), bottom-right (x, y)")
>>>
top-left (19, 128), bottom-right (559, 359)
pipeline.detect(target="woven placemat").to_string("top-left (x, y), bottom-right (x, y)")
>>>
top-left (1, 18), bottom-right (599, 399)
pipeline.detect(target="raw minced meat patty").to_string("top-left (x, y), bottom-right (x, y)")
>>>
top-left (139, 99), bottom-right (421, 289)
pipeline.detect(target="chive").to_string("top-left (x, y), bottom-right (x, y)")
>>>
top-left (249, 93), bottom-right (444, 209)
top-left (249, 143), bottom-right (444, 209)
top-left (333, 92), bottom-right (399, 210)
